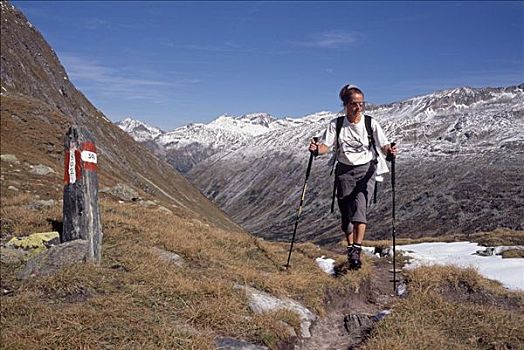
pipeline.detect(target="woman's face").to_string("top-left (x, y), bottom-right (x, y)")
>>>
top-left (345, 93), bottom-right (365, 119)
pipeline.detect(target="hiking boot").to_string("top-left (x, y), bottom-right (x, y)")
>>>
top-left (347, 246), bottom-right (362, 270)
top-left (346, 246), bottom-right (353, 263)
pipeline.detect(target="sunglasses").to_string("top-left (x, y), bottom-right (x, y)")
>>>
top-left (347, 101), bottom-right (366, 107)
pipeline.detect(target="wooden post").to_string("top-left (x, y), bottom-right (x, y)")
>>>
top-left (62, 126), bottom-right (102, 263)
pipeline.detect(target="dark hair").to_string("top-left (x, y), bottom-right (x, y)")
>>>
top-left (339, 84), bottom-right (364, 106)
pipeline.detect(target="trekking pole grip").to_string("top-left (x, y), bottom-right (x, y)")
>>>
top-left (386, 142), bottom-right (396, 162)
top-left (310, 136), bottom-right (319, 157)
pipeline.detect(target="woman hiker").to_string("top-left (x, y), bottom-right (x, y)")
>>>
top-left (309, 84), bottom-right (397, 269)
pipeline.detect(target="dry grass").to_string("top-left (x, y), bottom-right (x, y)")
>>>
top-left (1, 195), bottom-right (365, 349)
top-left (364, 228), bottom-right (524, 249)
top-left (501, 249), bottom-right (524, 259)
top-left (362, 265), bottom-right (524, 350)
top-left (469, 228), bottom-right (524, 247)
top-left (1, 193), bottom-right (62, 240)
top-left (2, 191), bottom-right (522, 349)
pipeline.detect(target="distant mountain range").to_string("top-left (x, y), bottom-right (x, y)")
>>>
top-left (119, 85), bottom-right (524, 247)
top-left (117, 111), bottom-right (332, 173)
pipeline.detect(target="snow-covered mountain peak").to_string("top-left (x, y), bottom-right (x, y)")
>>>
top-left (208, 112), bottom-right (279, 136)
top-left (116, 117), bottom-right (163, 142)
top-left (118, 84), bottom-right (523, 166)
top-left (239, 112), bottom-right (275, 125)
top-left (300, 111), bottom-right (338, 123)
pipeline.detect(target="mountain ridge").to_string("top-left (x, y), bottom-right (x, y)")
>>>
top-left (120, 84), bottom-right (524, 246)
top-left (120, 84), bottom-right (523, 156)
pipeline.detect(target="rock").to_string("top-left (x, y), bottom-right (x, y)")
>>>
top-left (0, 246), bottom-right (28, 265)
top-left (29, 164), bottom-right (55, 175)
top-left (396, 281), bottom-right (408, 296)
top-left (157, 206), bottom-right (173, 214)
top-left (27, 199), bottom-right (56, 210)
top-left (475, 247), bottom-right (496, 256)
top-left (373, 247), bottom-right (392, 257)
top-left (278, 320), bottom-right (297, 338)
top-left (215, 337), bottom-right (269, 350)
top-left (493, 246), bottom-right (524, 255)
top-left (139, 200), bottom-right (157, 207)
top-left (344, 310), bottom-right (393, 347)
top-left (1, 154), bottom-right (19, 163)
top-left (151, 247), bottom-right (184, 267)
top-left (371, 309), bottom-right (392, 322)
top-left (17, 239), bottom-right (89, 280)
top-left (235, 285), bottom-right (316, 338)
top-left (343, 314), bottom-right (375, 347)
top-left (7, 185), bottom-right (19, 191)
top-left (2, 286), bottom-right (15, 296)
top-left (6, 231), bottom-right (60, 255)
top-left (100, 183), bottom-right (140, 202)
top-left (475, 245), bottom-right (524, 257)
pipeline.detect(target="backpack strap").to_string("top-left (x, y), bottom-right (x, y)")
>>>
top-left (365, 115), bottom-right (380, 162)
top-left (335, 116), bottom-right (345, 148)
top-left (365, 115), bottom-right (380, 204)
top-left (330, 116), bottom-right (345, 176)
top-left (364, 115), bottom-right (375, 151)
top-left (330, 116), bottom-right (345, 213)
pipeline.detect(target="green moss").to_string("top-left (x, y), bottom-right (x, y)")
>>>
top-left (6, 231), bottom-right (59, 255)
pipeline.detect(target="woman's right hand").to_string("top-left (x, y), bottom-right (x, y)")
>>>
top-left (309, 139), bottom-right (319, 155)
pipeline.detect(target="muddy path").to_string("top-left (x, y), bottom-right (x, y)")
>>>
top-left (296, 256), bottom-right (403, 350)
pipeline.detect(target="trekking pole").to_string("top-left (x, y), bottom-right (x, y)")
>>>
top-left (386, 142), bottom-right (398, 294)
top-left (391, 155), bottom-right (397, 294)
top-left (285, 137), bottom-right (318, 269)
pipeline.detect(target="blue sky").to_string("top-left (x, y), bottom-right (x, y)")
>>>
top-left (13, 1), bottom-right (524, 130)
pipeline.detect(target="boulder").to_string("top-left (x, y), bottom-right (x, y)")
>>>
top-left (100, 183), bottom-right (140, 202)
top-left (215, 337), bottom-right (269, 350)
top-left (0, 154), bottom-right (19, 163)
top-left (29, 164), bottom-right (55, 175)
top-left (344, 310), bottom-right (392, 348)
top-left (0, 246), bottom-right (28, 265)
top-left (157, 206), bottom-right (173, 214)
top-left (27, 199), bottom-right (56, 210)
top-left (17, 239), bottom-right (89, 280)
top-left (151, 247), bottom-right (184, 267)
top-left (475, 245), bottom-right (524, 256)
top-left (235, 285), bottom-right (316, 338)
top-left (6, 231), bottom-right (60, 255)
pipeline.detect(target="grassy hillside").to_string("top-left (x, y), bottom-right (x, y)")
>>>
top-left (364, 265), bottom-right (524, 350)
top-left (2, 189), bottom-right (523, 349)
top-left (1, 191), bottom-right (370, 349)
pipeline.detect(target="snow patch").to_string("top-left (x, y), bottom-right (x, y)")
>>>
top-left (398, 242), bottom-right (524, 291)
top-left (315, 256), bottom-right (336, 275)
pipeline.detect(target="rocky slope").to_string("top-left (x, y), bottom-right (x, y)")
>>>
top-left (122, 85), bottom-right (524, 247)
top-left (0, 1), bottom-right (241, 233)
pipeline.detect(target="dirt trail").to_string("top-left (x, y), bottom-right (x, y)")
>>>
top-left (296, 257), bottom-right (402, 350)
